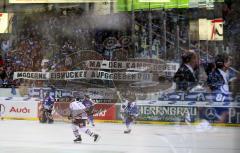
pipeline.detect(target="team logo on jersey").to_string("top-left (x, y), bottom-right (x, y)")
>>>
top-left (0, 104), bottom-right (6, 115)
top-left (205, 108), bottom-right (216, 120)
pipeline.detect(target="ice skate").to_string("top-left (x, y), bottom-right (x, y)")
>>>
top-left (93, 134), bottom-right (100, 142)
top-left (73, 136), bottom-right (82, 143)
top-left (124, 129), bottom-right (131, 134)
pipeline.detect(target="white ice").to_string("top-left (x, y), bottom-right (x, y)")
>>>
top-left (0, 120), bottom-right (240, 153)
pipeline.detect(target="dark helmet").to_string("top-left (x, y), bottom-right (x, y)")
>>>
top-left (75, 97), bottom-right (80, 101)
top-left (126, 94), bottom-right (136, 102)
top-left (215, 53), bottom-right (229, 69)
top-left (45, 92), bottom-right (50, 96)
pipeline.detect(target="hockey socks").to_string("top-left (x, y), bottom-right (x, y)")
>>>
top-left (73, 129), bottom-right (80, 138)
top-left (84, 128), bottom-right (94, 137)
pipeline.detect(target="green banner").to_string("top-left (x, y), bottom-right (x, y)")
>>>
top-left (117, 0), bottom-right (189, 11)
top-left (117, 0), bottom-right (224, 11)
top-left (137, 105), bottom-right (198, 122)
top-left (116, 104), bottom-right (240, 124)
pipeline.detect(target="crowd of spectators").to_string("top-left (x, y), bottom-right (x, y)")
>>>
top-left (0, 54), bottom-right (15, 88)
top-left (0, 9), bottom-right (133, 88)
top-left (222, 1), bottom-right (240, 69)
top-left (0, 37), bottom-right (16, 88)
top-left (0, 1), bottom-right (239, 92)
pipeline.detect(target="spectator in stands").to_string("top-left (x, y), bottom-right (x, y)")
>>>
top-left (0, 66), bottom-right (7, 87)
top-left (232, 73), bottom-right (240, 98)
top-left (65, 56), bottom-right (72, 69)
top-left (0, 55), bottom-right (4, 66)
top-left (5, 66), bottom-right (14, 83)
top-left (205, 62), bottom-right (216, 76)
top-left (41, 59), bottom-right (50, 72)
top-left (1, 40), bottom-right (11, 56)
top-left (207, 53), bottom-right (231, 93)
top-left (173, 50), bottom-right (198, 91)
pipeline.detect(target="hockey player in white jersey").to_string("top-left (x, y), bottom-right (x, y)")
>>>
top-left (68, 97), bottom-right (100, 143)
top-left (121, 95), bottom-right (138, 134)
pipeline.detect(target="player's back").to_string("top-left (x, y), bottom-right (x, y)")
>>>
top-left (70, 101), bottom-right (88, 119)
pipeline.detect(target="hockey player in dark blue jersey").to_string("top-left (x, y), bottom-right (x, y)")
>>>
top-left (121, 95), bottom-right (138, 134)
top-left (39, 92), bottom-right (55, 123)
top-left (82, 95), bottom-right (96, 126)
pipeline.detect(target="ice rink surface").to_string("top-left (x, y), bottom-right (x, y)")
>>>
top-left (0, 120), bottom-right (240, 153)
